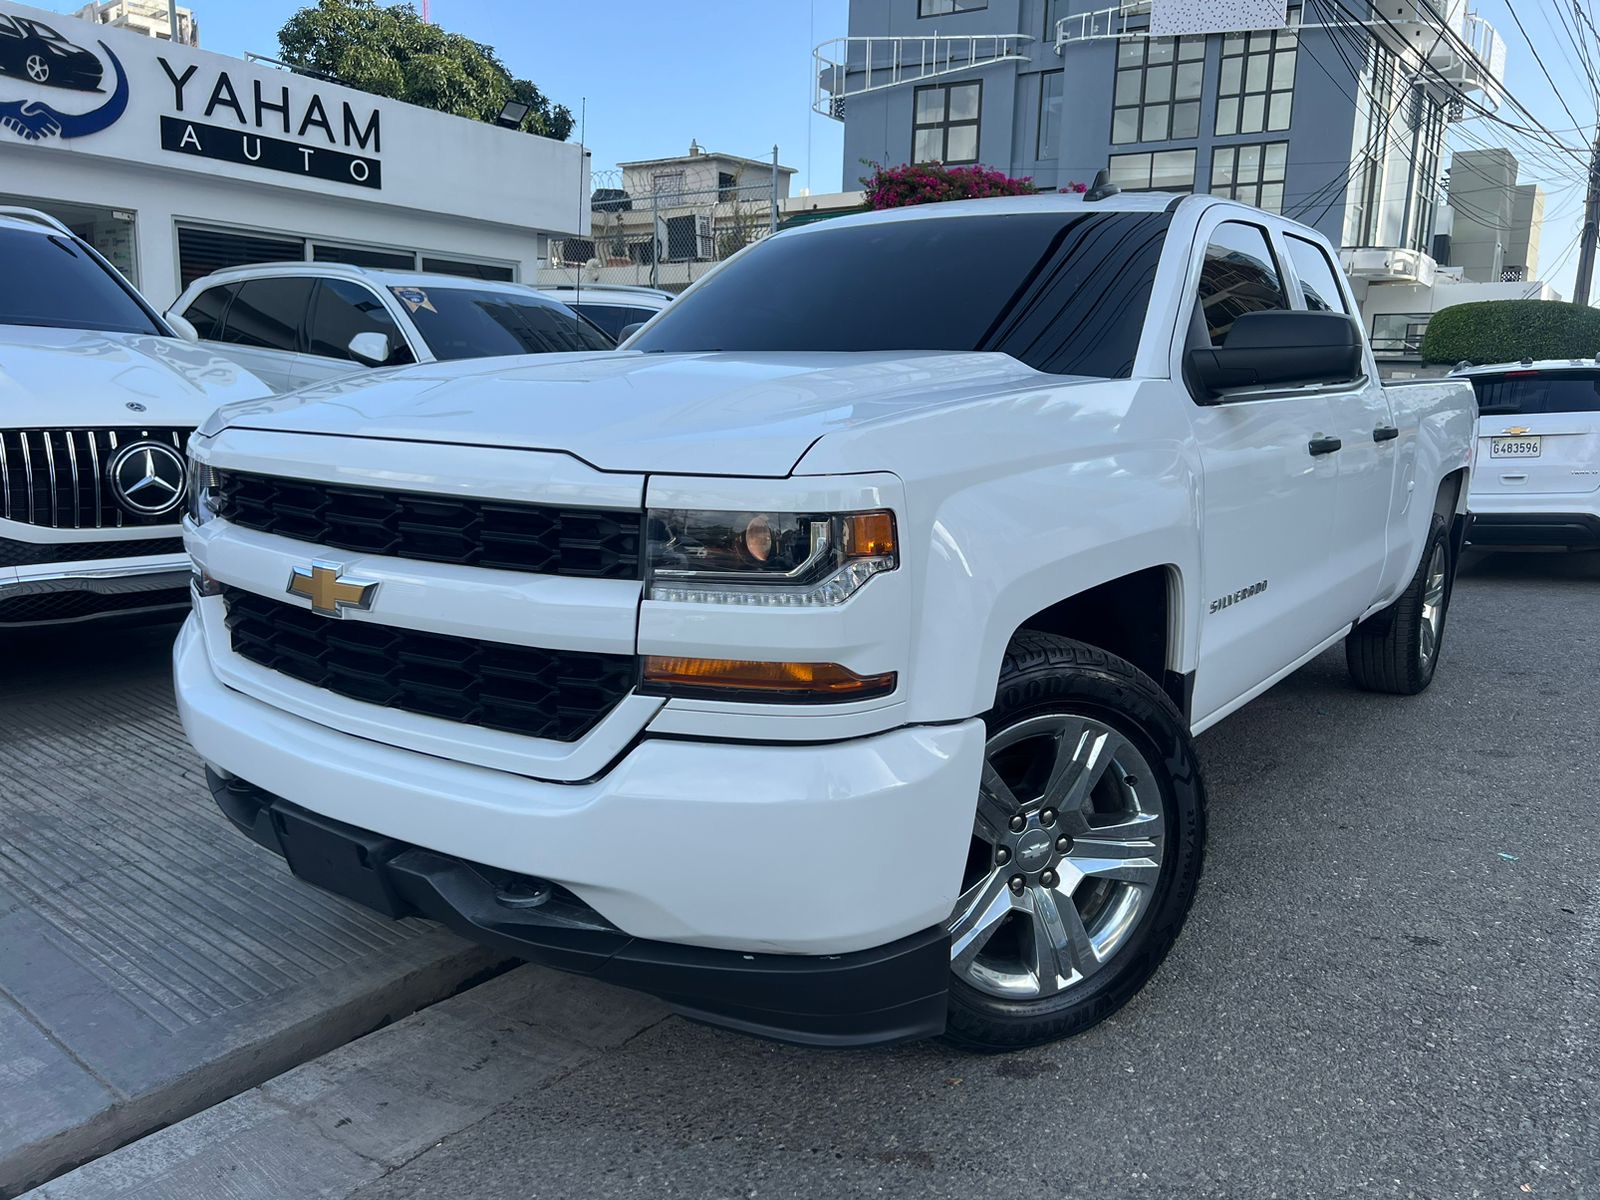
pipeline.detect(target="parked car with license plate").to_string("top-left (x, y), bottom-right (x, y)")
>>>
top-left (1455, 359), bottom-right (1600, 549)
top-left (177, 193), bottom-right (1474, 1050)
top-left (168, 265), bottom-right (614, 393)
top-left (0, 207), bottom-right (269, 628)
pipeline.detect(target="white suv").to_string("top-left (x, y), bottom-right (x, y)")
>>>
top-left (169, 265), bottom-right (614, 393)
top-left (0, 208), bottom-right (269, 628)
top-left (1456, 359), bottom-right (1600, 549)
top-left (538, 285), bottom-right (673, 341)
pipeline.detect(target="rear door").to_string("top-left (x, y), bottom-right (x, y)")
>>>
top-left (1469, 370), bottom-right (1600, 498)
top-left (1280, 231), bottom-right (1396, 621)
top-left (216, 276), bottom-right (317, 393)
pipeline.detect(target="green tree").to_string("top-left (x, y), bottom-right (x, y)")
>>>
top-left (277, 0), bottom-right (573, 140)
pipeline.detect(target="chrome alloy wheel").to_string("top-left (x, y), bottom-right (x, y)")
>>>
top-left (948, 713), bottom-right (1165, 1000)
top-left (1419, 542), bottom-right (1448, 667)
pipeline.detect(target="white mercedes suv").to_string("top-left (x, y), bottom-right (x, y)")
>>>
top-left (0, 208), bottom-right (270, 628)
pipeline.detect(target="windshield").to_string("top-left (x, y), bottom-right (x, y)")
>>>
top-left (0, 228), bottom-right (164, 336)
top-left (394, 286), bottom-right (613, 360)
top-left (1471, 371), bottom-right (1600, 415)
top-left (629, 210), bottom-right (1172, 378)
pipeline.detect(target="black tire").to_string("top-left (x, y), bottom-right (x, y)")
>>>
top-left (943, 632), bottom-right (1206, 1052)
top-left (1345, 513), bottom-right (1453, 695)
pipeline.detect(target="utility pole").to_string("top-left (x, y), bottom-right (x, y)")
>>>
top-left (770, 145), bottom-right (780, 234)
top-left (1573, 130), bottom-right (1600, 307)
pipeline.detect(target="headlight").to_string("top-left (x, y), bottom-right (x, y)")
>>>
top-left (646, 509), bottom-right (897, 606)
top-left (186, 448), bottom-right (218, 526)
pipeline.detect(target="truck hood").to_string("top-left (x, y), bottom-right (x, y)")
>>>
top-left (207, 350), bottom-right (1056, 476)
top-left (0, 325), bottom-right (271, 428)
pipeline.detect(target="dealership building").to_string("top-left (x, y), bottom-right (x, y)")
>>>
top-left (0, 0), bottom-right (586, 310)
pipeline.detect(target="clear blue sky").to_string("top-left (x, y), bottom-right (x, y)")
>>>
top-left (32, 0), bottom-right (1598, 297)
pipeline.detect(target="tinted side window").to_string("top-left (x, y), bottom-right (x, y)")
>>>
top-left (182, 283), bottom-right (235, 341)
top-left (222, 277), bottom-right (313, 351)
top-left (1284, 234), bottom-right (1350, 314)
top-left (571, 302), bottom-right (628, 340)
top-left (1472, 373), bottom-right (1600, 415)
top-left (1197, 221), bottom-right (1286, 344)
top-left (624, 306), bottom-right (661, 329)
top-left (306, 279), bottom-right (412, 364)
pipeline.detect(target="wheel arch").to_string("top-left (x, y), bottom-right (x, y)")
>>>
top-left (1011, 565), bottom-right (1191, 721)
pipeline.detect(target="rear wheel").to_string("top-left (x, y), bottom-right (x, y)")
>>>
top-left (1345, 513), bottom-right (1453, 695)
top-left (943, 633), bottom-right (1205, 1052)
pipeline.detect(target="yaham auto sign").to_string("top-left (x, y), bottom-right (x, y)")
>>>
top-left (0, 3), bottom-right (381, 190)
top-left (157, 58), bottom-right (382, 189)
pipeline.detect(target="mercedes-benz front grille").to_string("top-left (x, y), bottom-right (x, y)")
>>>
top-left (212, 471), bottom-right (642, 580)
top-left (0, 428), bottom-right (191, 529)
top-left (222, 587), bottom-right (637, 743)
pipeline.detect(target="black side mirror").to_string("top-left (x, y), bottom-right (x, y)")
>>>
top-left (1188, 309), bottom-right (1363, 401)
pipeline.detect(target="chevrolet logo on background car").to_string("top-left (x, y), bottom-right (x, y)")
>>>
top-left (286, 563), bottom-right (379, 617)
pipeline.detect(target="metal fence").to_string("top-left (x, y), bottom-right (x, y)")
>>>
top-left (538, 169), bottom-right (782, 292)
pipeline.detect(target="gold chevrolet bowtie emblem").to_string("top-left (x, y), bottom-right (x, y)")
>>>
top-left (1503, 426), bottom-right (1531, 435)
top-left (286, 562), bottom-right (379, 617)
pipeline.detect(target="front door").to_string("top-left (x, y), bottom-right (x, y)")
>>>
top-left (1185, 218), bottom-right (1346, 722)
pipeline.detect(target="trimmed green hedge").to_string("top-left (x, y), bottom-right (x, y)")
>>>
top-left (1420, 299), bottom-right (1600, 365)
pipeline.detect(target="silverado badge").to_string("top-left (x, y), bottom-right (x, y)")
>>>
top-left (286, 562), bottom-right (379, 618)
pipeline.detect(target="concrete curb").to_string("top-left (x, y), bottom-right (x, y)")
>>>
top-left (23, 967), bottom-right (670, 1200)
top-left (2, 943), bottom-right (505, 1198)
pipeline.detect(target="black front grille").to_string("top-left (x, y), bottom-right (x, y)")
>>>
top-left (213, 471), bottom-right (642, 580)
top-left (0, 428), bottom-right (191, 529)
top-left (222, 587), bottom-right (637, 743)
top-left (0, 536), bottom-right (185, 568)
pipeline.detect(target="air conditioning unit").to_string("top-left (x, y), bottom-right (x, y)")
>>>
top-left (696, 213), bottom-right (715, 261)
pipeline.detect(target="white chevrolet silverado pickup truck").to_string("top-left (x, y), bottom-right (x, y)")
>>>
top-left (177, 193), bottom-right (1475, 1050)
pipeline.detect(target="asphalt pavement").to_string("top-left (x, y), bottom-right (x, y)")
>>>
top-left (16, 550), bottom-right (1600, 1199)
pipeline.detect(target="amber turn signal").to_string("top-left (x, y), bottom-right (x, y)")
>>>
top-left (641, 656), bottom-right (897, 701)
top-left (845, 511), bottom-right (897, 559)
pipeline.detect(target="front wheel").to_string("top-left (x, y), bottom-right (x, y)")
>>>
top-left (943, 633), bottom-right (1206, 1052)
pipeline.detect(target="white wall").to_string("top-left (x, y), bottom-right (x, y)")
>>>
top-left (0, 0), bottom-right (586, 304)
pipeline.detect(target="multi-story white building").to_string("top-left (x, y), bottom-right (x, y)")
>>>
top-left (74, 0), bottom-right (197, 47)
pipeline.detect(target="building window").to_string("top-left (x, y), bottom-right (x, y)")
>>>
top-left (1211, 142), bottom-right (1287, 212)
top-left (312, 242), bottom-right (414, 270)
top-left (1107, 149), bottom-right (1196, 193)
top-left (913, 80), bottom-right (981, 164)
top-left (176, 225), bottom-right (302, 289)
top-left (1215, 9), bottom-right (1298, 137)
top-left (1112, 36), bottom-right (1204, 146)
top-left (717, 171), bottom-right (738, 201)
top-left (1038, 71), bottom-right (1064, 159)
top-left (919, 0), bottom-right (986, 15)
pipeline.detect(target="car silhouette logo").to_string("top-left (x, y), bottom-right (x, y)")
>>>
top-left (0, 15), bottom-right (104, 92)
top-left (0, 22), bottom-right (126, 144)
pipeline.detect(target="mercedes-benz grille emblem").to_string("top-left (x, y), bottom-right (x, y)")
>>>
top-left (125, 401), bottom-right (147, 412)
top-left (107, 441), bottom-right (187, 517)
